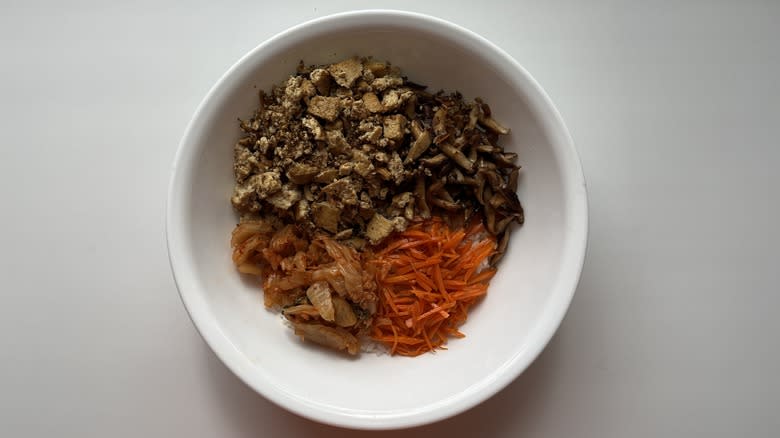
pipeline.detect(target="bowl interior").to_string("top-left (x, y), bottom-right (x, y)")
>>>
top-left (169, 12), bottom-right (584, 429)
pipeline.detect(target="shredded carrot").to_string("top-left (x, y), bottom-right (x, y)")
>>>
top-left (369, 216), bottom-right (497, 356)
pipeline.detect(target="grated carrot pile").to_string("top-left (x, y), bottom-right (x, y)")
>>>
top-left (368, 217), bottom-right (497, 356)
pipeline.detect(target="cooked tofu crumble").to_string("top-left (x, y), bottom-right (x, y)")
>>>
top-left (232, 57), bottom-right (522, 254)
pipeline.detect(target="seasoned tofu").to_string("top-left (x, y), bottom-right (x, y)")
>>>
top-left (362, 92), bottom-right (384, 113)
top-left (365, 213), bottom-right (394, 244)
top-left (383, 114), bottom-right (407, 142)
top-left (312, 202), bottom-right (341, 233)
top-left (307, 96), bottom-right (341, 121)
top-left (327, 57), bottom-right (363, 88)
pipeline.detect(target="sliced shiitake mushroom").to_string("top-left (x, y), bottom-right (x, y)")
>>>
top-left (414, 174), bottom-right (431, 219)
top-left (421, 153), bottom-right (447, 167)
top-left (439, 142), bottom-right (474, 173)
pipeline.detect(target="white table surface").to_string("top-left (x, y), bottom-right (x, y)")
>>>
top-left (2, 1), bottom-right (778, 436)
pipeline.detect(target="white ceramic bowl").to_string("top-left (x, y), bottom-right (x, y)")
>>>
top-left (167, 10), bottom-right (587, 430)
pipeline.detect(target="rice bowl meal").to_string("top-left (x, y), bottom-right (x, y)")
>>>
top-left (167, 10), bottom-right (587, 429)
top-left (229, 57), bottom-right (524, 356)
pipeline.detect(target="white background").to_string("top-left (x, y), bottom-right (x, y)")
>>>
top-left (1, 1), bottom-right (778, 436)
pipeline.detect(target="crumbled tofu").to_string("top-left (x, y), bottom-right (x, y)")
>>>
top-left (363, 59), bottom-right (388, 77)
top-left (312, 202), bottom-right (341, 233)
top-left (351, 150), bottom-right (374, 177)
top-left (301, 116), bottom-right (325, 140)
top-left (391, 192), bottom-right (414, 209)
top-left (309, 68), bottom-right (331, 95)
top-left (383, 114), bottom-right (407, 142)
top-left (295, 198), bottom-right (310, 221)
top-left (359, 125), bottom-right (383, 144)
top-left (387, 153), bottom-right (404, 184)
top-left (231, 179), bottom-right (258, 211)
top-left (232, 56), bottom-right (517, 245)
top-left (300, 79), bottom-right (317, 98)
top-left (233, 145), bottom-right (258, 183)
top-left (327, 57), bottom-right (363, 88)
top-left (253, 171), bottom-right (282, 199)
top-left (391, 216), bottom-right (408, 232)
top-left (365, 213), bottom-right (395, 244)
top-left (362, 92), bottom-right (384, 113)
top-left (380, 89), bottom-right (413, 112)
top-left (255, 136), bottom-right (271, 154)
top-left (307, 96), bottom-right (341, 121)
top-left (287, 163), bottom-right (319, 184)
top-left (349, 99), bottom-right (369, 120)
top-left (266, 184), bottom-right (301, 209)
top-left (314, 168), bottom-right (338, 183)
top-left (322, 178), bottom-right (358, 205)
top-left (325, 130), bottom-right (350, 154)
top-left (371, 75), bottom-right (403, 92)
top-left (338, 162), bottom-right (353, 176)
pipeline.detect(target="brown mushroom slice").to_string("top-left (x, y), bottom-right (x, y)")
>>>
top-left (476, 144), bottom-right (500, 154)
top-left (432, 107), bottom-right (448, 138)
top-left (494, 214), bottom-right (515, 235)
top-left (421, 153), bottom-right (447, 167)
top-left (488, 191), bottom-right (509, 209)
top-left (508, 168), bottom-right (519, 192)
top-left (428, 180), bottom-right (444, 196)
top-left (404, 203), bottom-right (415, 220)
top-left (404, 130), bottom-right (432, 164)
top-left (484, 203), bottom-right (497, 234)
top-left (466, 104), bottom-right (480, 131)
top-left (306, 281), bottom-right (335, 322)
top-left (461, 175), bottom-right (480, 187)
top-left (479, 168), bottom-right (505, 193)
top-left (404, 96), bottom-right (417, 119)
top-left (332, 296), bottom-right (358, 327)
top-left (292, 323), bottom-right (359, 355)
top-left (427, 181), bottom-right (461, 211)
top-left (439, 142), bottom-right (474, 172)
top-left (489, 231), bottom-right (511, 267)
top-left (467, 145), bottom-right (478, 162)
top-left (410, 119), bottom-right (425, 139)
top-left (430, 197), bottom-right (461, 211)
top-left (474, 173), bottom-right (486, 205)
top-left (448, 168), bottom-right (465, 184)
top-left (436, 185), bottom-right (456, 203)
top-left (376, 167), bottom-right (393, 181)
top-left (478, 114), bottom-right (510, 135)
top-left (493, 152), bottom-right (518, 168)
top-left (414, 174), bottom-right (431, 219)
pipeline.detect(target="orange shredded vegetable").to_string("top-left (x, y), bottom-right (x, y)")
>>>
top-left (369, 217), bottom-right (497, 356)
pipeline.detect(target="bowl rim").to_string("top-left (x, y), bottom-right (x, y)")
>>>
top-left (166, 9), bottom-right (588, 430)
